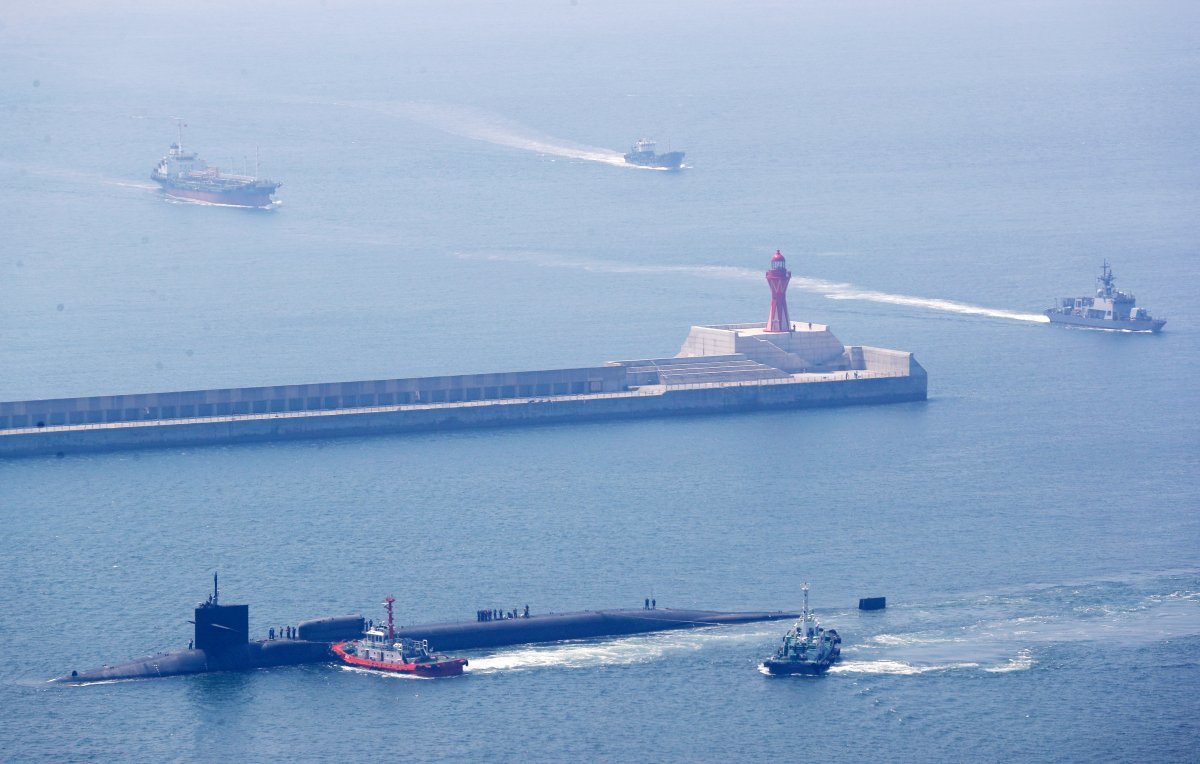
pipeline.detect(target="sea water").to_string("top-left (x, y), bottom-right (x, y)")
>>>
top-left (1, 1), bottom-right (1197, 761)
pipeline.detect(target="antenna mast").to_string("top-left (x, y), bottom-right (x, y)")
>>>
top-left (384, 595), bottom-right (396, 641)
top-left (802, 581), bottom-right (810, 641)
top-left (213, 571), bottom-right (219, 606)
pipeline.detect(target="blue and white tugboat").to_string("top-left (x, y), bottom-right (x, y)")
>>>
top-left (762, 583), bottom-right (841, 676)
top-left (623, 138), bottom-right (685, 170)
top-left (1045, 261), bottom-right (1165, 332)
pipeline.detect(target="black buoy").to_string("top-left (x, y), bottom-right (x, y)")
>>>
top-left (858, 597), bottom-right (886, 611)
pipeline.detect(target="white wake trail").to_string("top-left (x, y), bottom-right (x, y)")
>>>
top-left (459, 250), bottom-right (1049, 324)
top-left (343, 100), bottom-right (658, 169)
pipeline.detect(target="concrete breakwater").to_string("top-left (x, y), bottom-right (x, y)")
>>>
top-left (1, 254), bottom-right (927, 458)
top-left (0, 345), bottom-right (925, 459)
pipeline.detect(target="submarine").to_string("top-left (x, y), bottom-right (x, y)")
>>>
top-left (53, 577), bottom-right (797, 683)
top-left (54, 575), bottom-right (337, 684)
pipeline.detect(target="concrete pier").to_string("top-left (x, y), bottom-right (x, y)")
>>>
top-left (0, 335), bottom-right (925, 458)
top-left (2, 248), bottom-right (928, 458)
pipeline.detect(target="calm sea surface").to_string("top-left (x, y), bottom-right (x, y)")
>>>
top-left (1, 2), bottom-right (1197, 761)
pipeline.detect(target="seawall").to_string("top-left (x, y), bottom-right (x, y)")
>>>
top-left (0, 356), bottom-right (925, 458)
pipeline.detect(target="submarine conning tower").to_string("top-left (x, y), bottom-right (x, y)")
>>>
top-left (765, 250), bottom-right (792, 332)
top-left (194, 572), bottom-right (249, 653)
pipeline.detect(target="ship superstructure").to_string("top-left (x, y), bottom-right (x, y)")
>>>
top-left (1045, 261), bottom-right (1165, 332)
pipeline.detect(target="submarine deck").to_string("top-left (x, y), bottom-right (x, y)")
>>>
top-left (396, 607), bottom-right (799, 651)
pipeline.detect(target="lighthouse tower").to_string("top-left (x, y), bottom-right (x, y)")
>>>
top-left (765, 250), bottom-right (792, 332)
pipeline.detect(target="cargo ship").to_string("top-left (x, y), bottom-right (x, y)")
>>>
top-left (761, 583), bottom-right (841, 676)
top-left (1045, 261), bottom-right (1165, 332)
top-left (332, 596), bottom-right (467, 677)
top-left (624, 138), bottom-right (685, 170)
top-left (151, 122), bottom-right (280, 208)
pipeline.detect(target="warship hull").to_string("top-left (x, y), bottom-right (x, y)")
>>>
top-left (1045, 312), bottom-right (1165, 333)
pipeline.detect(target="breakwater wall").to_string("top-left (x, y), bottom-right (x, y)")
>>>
top-left (0, 347), bottom-right (925, 459)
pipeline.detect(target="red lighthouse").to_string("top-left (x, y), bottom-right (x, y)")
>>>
top-left (765, 250), bottom-right (791, 332)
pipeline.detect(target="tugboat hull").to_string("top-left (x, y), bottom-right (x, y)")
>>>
top-left (762, 658), bottom-right (834, 676)
top-left (331, 641), bottom-right (467, 677)
top-left (624, 150), bottom-right (685, 170)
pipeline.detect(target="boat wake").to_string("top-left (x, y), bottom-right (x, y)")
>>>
top-left (838, 578), bottom-right (1200, 676)
top-left (343, 100), bottom-right (656, 170)
top-left (457, 249), bottom-right (1050, 324)
top-left (338, 665), bottom-right (427, 680)
top-left (0, 161), bottom-right (160, 193)
top-left (162, 196), bottom-right (281, 210)
top-left (465, 624), bottom-right (774, 675)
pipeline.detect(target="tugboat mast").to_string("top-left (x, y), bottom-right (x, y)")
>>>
top-left (384, 595), bottom-right (396, 642)
top-left (801, 582), bottom-right (810, 643)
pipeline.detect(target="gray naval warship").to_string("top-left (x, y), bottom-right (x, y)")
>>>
top-left (761, 583), bottom-right (841, 676)
top-left (1045, 261), bottom-right (1165, 332)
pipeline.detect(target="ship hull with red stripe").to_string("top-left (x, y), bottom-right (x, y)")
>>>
top-left (153, 178), bottom-right (279, 209)
top-left (331, 641), bottom-right (467, 677)
top-left (158, 185), bottom-right (277, 208)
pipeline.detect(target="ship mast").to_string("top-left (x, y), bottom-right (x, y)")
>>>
top-left (802, 581), bottom-right (810, 644)
top-left (1097, 260), bottom-right (1115, 298)
top-left (175, 117), bottom-right (185, 151)
top-left (384, 595), bottom-right (396, 642)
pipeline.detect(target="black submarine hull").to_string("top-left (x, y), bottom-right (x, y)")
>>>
top-left (54, 607), bottom-right (795, 684)
top-left (397, 608), bottom-right (797, 651)
top-left (55, 639), bottom-right (332, 684)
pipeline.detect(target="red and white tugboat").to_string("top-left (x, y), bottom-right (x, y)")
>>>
top-left (332, 596), bottom-right (467, 677)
